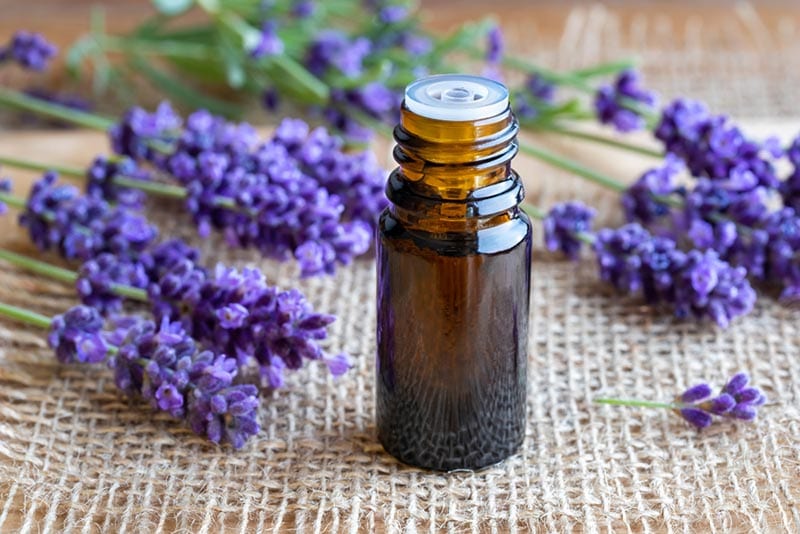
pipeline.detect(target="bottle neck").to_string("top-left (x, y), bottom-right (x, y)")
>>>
top-left (387, 105), bottom-right (522, 232)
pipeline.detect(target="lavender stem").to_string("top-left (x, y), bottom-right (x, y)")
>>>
top-left (594, 397), bottom-right (679, 410)
top-left (0, 248), bottom-right (149, 302)
top-left (0, 301), bottom-right (52, 329)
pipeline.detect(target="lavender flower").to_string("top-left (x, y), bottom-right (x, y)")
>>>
top-left (110, 101), bottom-right (181, 162)
top-left (655, 98), bottom-right (779, 188)
top-left (514, 74), bottom-right (556, 121)
top-left (149, 262), bottom-right (347, 387)
top-left (622, 155), bottom-right (685, 225)
top-left (378, 5), bottom-right (408, 24)
top-left (20, 172), bottom-right (158, 261)
top-left (111, 105), bottom-right (378, 276)
top-left (595, 70), bottom-right (658, 132)
top-left (113, 316), bottom-right (260, 448)
top-left (76, 253), bottom-right (149, 314)
top-left (0, 178), bottom-right (10, 215)
top-left (543, 201), bottom-right (596, 259)
top-left (485, 26), bottom-right (503, 64)
top-left (596, 372), bottom-right (765, 430)
top-left (48, 305), bottom-right (108, 364)
top-left (86, 156), bottom-right (150, 208)
top-left (677, 372), bottom-right (765, 428)
top-left (250, 22), bottom-right (284, 59)
top-left (291, 0), bottom-right (315, 18)
top-left (0, 31), bottom-right (57, 71)
top-left (546, 201), bottom-right (755, 327)
top-left (762, 208), bottom-right (800, 298)
top-left (305, 30), bottom-right (372, 78)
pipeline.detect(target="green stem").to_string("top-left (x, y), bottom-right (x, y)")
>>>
top-left (537, 126), bottom-right (663, 159)
top-left (0, 155), bottom-right (84, 177)
top-left (0, 249), bottom-right (77, 284)
top-left (594, 397), bottom-right (679, 410)
top-left (112, 176), bottom-right (188, 199)
top-left (0, 301), bottom-right (52, 329)
top-left (0, 191), bottom-right (26, 210)
top-left (0, 87), bottom-right (114, 131)
top-left (0, 249), bottom-right (148, 302)
top-left (517, 141), bottom-right (627, 193)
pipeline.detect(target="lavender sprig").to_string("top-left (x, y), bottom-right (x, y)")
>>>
top-left (541, 201), bottom-right (756, 327)
top-left (595, 372), bottom-right (766, 429)
top-left (1, 301), bottom-right (261, 448)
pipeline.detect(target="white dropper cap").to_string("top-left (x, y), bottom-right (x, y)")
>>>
top-left (404, 74), bottom-right (509, 122)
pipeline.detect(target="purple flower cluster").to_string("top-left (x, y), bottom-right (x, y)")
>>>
top-left (514, 74), bottom-right (556, 121)
top-left (482, 26), bottom-right (504, 81)
top-left (543, 201), bottom-right (596, 259)
top-left (0, 178), bottom-right (10, 215)
top-left (677, 372), bottom-right (766, 428)
top-left (544, 202), bottom-right (756, 327)
top-left (48, 305), bottom-right (108, 364)
top-left (306, 30), bottom-right (372, 79)
top-left (86, 156), bottom-right (151, 208)
top-left (149, 261), bottom-right (349, 388)
top-left (19, 172), bottom-right (158, 261)
top-left (593, 223), bottom-right (755, 327)
top-left (595, 70), bottom-right (658, 132)
top-left (76, 253), bottom-right (149, 314)
top-left (110, 105), bottom-right (381, 277)
top-left (110, 101), bottom-right (181, 162)
top-left (250, 22), bottom-right (284, 59)
top-left (622, 155), bottom-right (685, 225)
top-left (655, 98), bottom-right (779, 189)
top-left (113, 317), bottom-right (260, 448)
top-left (0, 31), bottom-right (57, 71)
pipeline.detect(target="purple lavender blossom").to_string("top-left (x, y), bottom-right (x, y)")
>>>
top-left (110, 101), bottom-right (181, 162)
top-left (622, 155), bottom-right (685, 225)
top-left (595, 70), bottom-right (658, 132)
top-left (291, 0), bottom-right (315, 18)
top-left (655, 98), bottom-right (779, 188)
top-left (0, 31), bottom-right (57, 71)
top-left (514, 74), bottom-right (556, 121)
top-left (148, 262), bottom-right (346, 388)
top-left (0, 178), bottom-right (10, 215)
top-left (305, 30), bottom-right (372, 78)
top-left (113, 317), bottom-right (260, 448)
top-left (48, 305), bottom-right (108, 364)
top-left (762, 208), bottom-right (800, 298)
top-left (592, 221), bottom-right (754, 327)
top-left (485, 26), bottom-right (503, 64)
top-left (379, 5), bottom-right (408, 24)
top-left (543, 201), bottom-right (596, 259)
top-left (676, 372), bottom-right (765, 428)
top-left (76, 253), bottom-right (149, 314)
top-left (86, 156), bottom-right (150, 208)
top-left (20, 172), bottom-right (158, 261)
top-left (250, 22), bottom-right (284, 58)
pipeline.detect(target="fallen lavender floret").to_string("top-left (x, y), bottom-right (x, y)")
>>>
top-left (596, 372), bottom-right (766, 430)
top-left (0, 178), bottom-right (10, 215)
top-left (48, 305), bottom-right (260, 448)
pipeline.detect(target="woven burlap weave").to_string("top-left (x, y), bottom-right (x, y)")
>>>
top-left (2, 3), bottom-right (800, 532)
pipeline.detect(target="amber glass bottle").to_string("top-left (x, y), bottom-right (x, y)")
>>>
top-left (376, 74), bottom-right (532, 471)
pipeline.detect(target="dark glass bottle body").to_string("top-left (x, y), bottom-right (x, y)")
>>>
top-left (376, 104), bottom-right (532, 471)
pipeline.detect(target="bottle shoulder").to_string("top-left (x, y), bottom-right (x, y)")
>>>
top-left (379, 209), bottom-right (532, 256)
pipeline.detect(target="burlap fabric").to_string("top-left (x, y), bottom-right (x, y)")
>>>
top-left (2, 4), bottom-right (800, 532)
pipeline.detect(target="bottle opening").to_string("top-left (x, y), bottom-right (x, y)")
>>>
top-left (405, 74), bottom-right (509, 121)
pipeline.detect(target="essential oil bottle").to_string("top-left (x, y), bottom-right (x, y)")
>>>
top-left (376, 74), bottom-right (532, 471)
